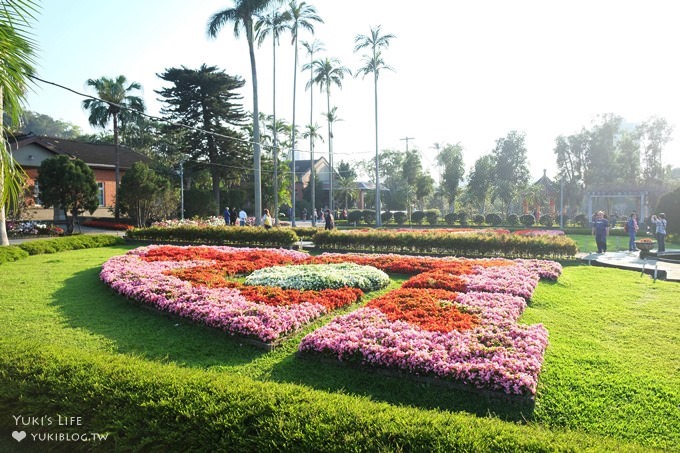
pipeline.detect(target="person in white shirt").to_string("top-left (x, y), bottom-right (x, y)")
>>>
top-left (238, 209), bottom-right (247, 226)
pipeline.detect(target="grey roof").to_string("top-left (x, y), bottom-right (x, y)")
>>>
top-left (10, 134), bottom-right (151, 169)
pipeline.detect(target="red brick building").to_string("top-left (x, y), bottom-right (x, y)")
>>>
top-left (9, 134), bottom-right (150, 214)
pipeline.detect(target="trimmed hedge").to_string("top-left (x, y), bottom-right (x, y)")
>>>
top-left (125, 226), bottom-right (299, 247)
top-left (0, 344), bottom-right (632, 452)
top-left (312, 230), bottom-right (577, 259)
top-left (1, 235), bottom-right (124, 264)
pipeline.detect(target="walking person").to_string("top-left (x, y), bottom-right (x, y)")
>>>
top-left (324, 209), bottom-right (335, 230)
top-left (223, 206), bottom-right (231, 226)
top-left (591, 211), bottom-right (609, 253)
top-left (262, 209), bottom-right (273, 230)
top-left (626, 212), bottom-right (639, 252)
top-left (651, 213), bottom-right (667, 252)
top-left (238, 208), bottom-right (247, 226)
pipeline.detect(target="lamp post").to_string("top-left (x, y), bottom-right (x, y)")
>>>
top-left (179, 159), bottom-right (185, 221)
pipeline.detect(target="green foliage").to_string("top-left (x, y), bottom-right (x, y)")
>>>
top-left (425, 209), bottom-right (440, 225)
top-left (346, 209), bottom-right (363, 225)
top-left (485, 213), bottom-right (503, 226)
top-left (573, 213), bottom-right (588, 228)
top-left (444, 212), bottom-right (457, 226)
top-left (457, 212), bottom-right (468, 226)
top-left (118, 162), bottom-right (176, 227)
top-left (17, 234), bottom-right (124, 256)
top-left (381, 210), bottom-right (393, 224)
top-left (520, 214), bottom-right (536, 227)
top-left (361, 209), bottom-right (375, 226)
top-left (472, 214), bottom-right (485, 225)
top-left (539, 214), bottom-right (554, 227)
top-left (411, 210), bottom-right (425, 224)
top-left (655, 186), bottom-right (679, 235)
top-left (126, 225), bottom-right (299, 247)
top-left (36, 155), bottom-right (99, 233)
top-left (312, 230), bottom-right (577, 259)
top-left (507, 213), bottom-right (519, 226)
top-left (393, 211), bottom-right (407, 226)
top-left (0, 245), bottom-right (29, 264)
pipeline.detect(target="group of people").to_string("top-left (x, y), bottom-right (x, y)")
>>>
top-left (592, 211), bottom-right (668, 254)
top-left (223, 207), bottom-right (248, 227)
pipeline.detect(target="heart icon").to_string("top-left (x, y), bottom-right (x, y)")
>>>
top-left (12, 431), bottom-right (27, 442)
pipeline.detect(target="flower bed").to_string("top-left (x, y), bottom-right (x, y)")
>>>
top-left (101, 246), bottom-right (560, 395)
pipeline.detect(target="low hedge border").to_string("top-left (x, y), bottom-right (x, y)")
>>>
top-left (0, 235), bottom-right (125, 265)
top-left (312, 230), bottom-right (578, 259)
top-left (125, 226), bottom-right (300, 248)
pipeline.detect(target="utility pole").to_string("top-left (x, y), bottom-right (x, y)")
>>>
top-left (400, 136), bottom-right (414, 152)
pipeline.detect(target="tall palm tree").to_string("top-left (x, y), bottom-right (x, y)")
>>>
top-left (1, 0), bottom-right (38, 246)
top-left (82, 75), bottom-right (144, 221)
top-left (255, 8), bottom-right (289, 225)
top-left (208, 0), bottom-right (275, 225)
top-left (302, 122), bottom-right (323, 219)
top-left (354, 25), bottom-right (395, 227)
top-left (301, 39), bottom-right (323, 225)
top-left (309, 57), bottom-right (350, 213)
top-left (286, 0), bottom-right (322, 226)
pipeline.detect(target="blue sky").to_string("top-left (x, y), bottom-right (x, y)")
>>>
top-left (25, 0), bottom-right (680, 180)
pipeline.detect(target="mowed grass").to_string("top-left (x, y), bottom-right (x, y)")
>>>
top-left (569, 233), bottom-right (679, 254)
top-left (1, 245), bottom-right (679, 451)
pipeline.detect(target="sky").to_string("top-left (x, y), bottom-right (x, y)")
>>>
top-left (24, 0), bottom-right (680, 182)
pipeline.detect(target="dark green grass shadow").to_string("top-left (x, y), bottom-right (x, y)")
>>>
top-left (51, 267), bottom-right (267, 368)
top-left (266, 346), bottom-right (536, 422)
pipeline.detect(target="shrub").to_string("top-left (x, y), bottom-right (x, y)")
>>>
top-left (381, 210), bottom-right (393, 224)
top-left (394, 212), bottom-right (408, 226)
top-left (347, 210), bottom-right (363, 225)
top-left (655, 186), bottom-right (680, 235)
top-left (411, 210), bottom-right (425, 225)
top-left (457, 212), bottom-right (468, 226)
top-left (485, 213), bottom-right (503, 226)
top-left (507, 214), bottom-right (519, 226)
top-left (361, 210), bottom-right (376, 226)
top-left (472, 214), bottom-right (485, 225)
top-left (0, 245), bottom-right (30, 264)
top-left (573, 214), bottom-right (588, 228)
top-left (520, 214), bottom-right (536, 227)
top-left (444, 213), bottom-right (457, 226)
top-left (425, 209), bottom-right (440, 226)
top-left (126, 226), bottom-right (298, 247)
top-left (539, 214), bottom-right (554, 227)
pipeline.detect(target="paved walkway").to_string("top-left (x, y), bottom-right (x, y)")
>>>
top-left (580, 249), bottom-right (680, 281)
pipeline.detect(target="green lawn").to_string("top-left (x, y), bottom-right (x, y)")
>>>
top-left (569, 233), bottom-right (679, 254)
top-left (1, 246), bottom-right (678, 451)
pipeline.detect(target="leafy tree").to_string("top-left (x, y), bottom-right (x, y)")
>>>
top-left (307, 57), bottom-right (350, 213)
top-left (491, 131), bottom-right (529, 215)
top-left (415, 173), bottom-right (434, 211)
top-left (655, 186), bottom-right (680, 236)
top-left (637, 116), bottom-right (673, 185)
top-left (585, 113), bottom-right (621, 186)
top-left (436, 143), bottom-right (465, 213)
top-left (156, 64), bottom-right (249, 215)
top-left (1, 0), bottom-right (37, 246)
top-left (118, 162), bottom-right (176, 227)
top-left (336, 160), bottom-right (358, 209)
top-left (354, 25), bottom-right (395, 226)
top-left (467, 154), bottom-right (494, 214)
top-left (82, 75), bottom-right (145, 220)
top-left (36, 155), bottom-right (99, 233)
top-left (11, 111), bottom-right (82, 138)
top-left (208, 0), bottom-right (278, 225)
top-left (615, 130), bottom-right (640, 186)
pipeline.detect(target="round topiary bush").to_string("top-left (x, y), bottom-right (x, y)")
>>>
top-left (539, 214), bottom-right (554, 227)
top-left (411, 210), bottom-right (426, 225)
top-left (458, 212), bottom-right (468, 226)
top-left (485, 213), bottom-right (503, 226)
top-left (381, 210), bottom-right (393, 224)
top-left (347, 209), bottom-right (363, 225)
top-left (573, 213), bottom-right (588, 228)
top-left (472, 214), bottom-right (485, 225)
top-left (394, 211), bottom-right (407, 226)
top-left (425, 209), bottom-right (440, 225)
top-left (520, 214), bottom-right (536, 227)
top-left (444, 212), bottom-right (458, 226)
top-left (507, 214), bottom-right (519, 226)
top-left (362, 209), bottom-right (376, 225)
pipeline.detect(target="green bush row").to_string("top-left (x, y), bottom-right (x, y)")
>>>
top-left (0, 235), bottom-right (124, 264)
top-left (0, 343), bottom-right (627, 452)
top-left (312, 230), bottom-right (578, 259)
top-left (126, 225), bottom-right (300, 247)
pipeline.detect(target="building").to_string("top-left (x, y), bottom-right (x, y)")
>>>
top-left (9, 134), bottom-right (150, 218)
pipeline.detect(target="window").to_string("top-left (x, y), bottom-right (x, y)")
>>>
top-left (97, 182), bottom-right (104, 206)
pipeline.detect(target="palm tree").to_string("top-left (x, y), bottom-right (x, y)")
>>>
top-left (354, 25), bottom-right (395, 227)
top-left (309, 57), bottom-right (350, 213)
top-left (286, 0), bottom-right (322, 226)
top-left (1, 0), bottom-right (38, 246)
top-left (255, 8), bottom-right (289, 225)
top-left (208, 0), bottom-right (276, 225)
top-left (82, 75), bottom-right (145, 220)
top-left (301, 39), bottom-right (323, 225)
top-left (302, 122), bottom-right (323, 222)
